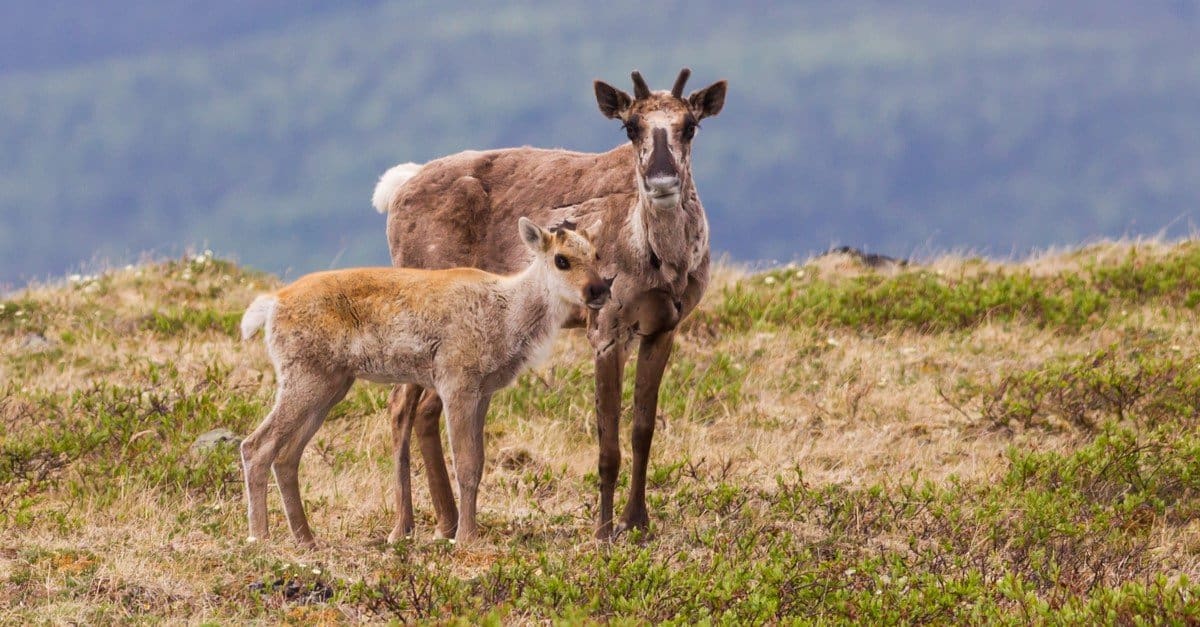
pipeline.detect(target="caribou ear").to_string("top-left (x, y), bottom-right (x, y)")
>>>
top-left (688, 80), bottom-right (727, 120)
top-left (579, 223), bottom-right (603, 253)
top-left (594, 80), bottom-right (632, 120)
top-left (518, 217), bottom-right (551, 252)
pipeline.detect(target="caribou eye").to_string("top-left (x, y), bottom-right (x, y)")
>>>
top-left (622, 115), bottom-right (641, 141)
top-left (554, 254), bottom-right (570, 270)
top-left (682, 120), bottom-right (698, 141)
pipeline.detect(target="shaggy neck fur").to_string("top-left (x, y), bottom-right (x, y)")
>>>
top-left (624, 160), bottom-right (705, 289)
top-left (496, 262), bottom-right (575, 370)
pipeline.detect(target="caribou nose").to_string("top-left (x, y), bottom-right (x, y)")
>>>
top-left (645, 175), bottom-right (681, 206)
top-left (585, 282), bottom-right (611, 309)
top-left (646, 175), bottom-right (680, 195)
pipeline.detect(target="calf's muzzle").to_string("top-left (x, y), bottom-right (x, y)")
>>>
top-left (585, 280), bottom-right (611, 310)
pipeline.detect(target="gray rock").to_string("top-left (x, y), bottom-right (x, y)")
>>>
top-left (20, 332), bottom-right (55, 352)
top-left (191, 428), bottom-right (241, 454)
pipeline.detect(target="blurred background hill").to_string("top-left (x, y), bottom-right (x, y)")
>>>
top-left (3, 0), bottom-right (1200, 286)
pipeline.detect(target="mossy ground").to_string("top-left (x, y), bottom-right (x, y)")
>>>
top-left (3, 244), bottom-right (1200, 623)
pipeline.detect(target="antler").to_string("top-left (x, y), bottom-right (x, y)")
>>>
top-left (631, 70), bottom-right (652, 100)
top-left (671, 68), bottom-right (691, 99)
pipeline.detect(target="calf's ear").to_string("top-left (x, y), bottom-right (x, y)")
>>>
top-left (519, 217), bottom-right (551, 252)
top-left (582, 222), bottom-right (600, 244)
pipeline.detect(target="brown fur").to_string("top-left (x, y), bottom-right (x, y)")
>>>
top-left (238, 221), bottom-right (606, 546)
top-left (380, 68), bottom-right (726, 540)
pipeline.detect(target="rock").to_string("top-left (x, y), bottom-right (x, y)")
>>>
top-left (497, 446), bottom-right (534, 470)
top-left (821, 246), bottom-right (909, 269)
top-left (248, 578), bottom-right (333, 603)
top-left (20, 333), bottom-right (55, 352)
top-left (191, 428), bottom-right (241, 454)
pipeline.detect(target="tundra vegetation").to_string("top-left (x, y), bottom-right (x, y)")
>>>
top-left (3, 243), bottom-right (1200, 623)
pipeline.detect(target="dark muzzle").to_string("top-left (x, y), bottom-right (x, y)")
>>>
top-left (644, 128), bottom-right (680, 195)
top-left (585, 281), bottom-right (611, 310)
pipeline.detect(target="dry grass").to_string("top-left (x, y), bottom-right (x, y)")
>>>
top-left (3, 242), bottom-right (1200, 622)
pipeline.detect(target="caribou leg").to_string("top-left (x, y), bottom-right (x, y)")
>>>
top-left (619, 329), bottom-right (674, 534)
top-left (593, 339), bottom-right (626, 540)
top-left (414, 388), bottom-right (459, 538)
top-left (387, 384), bottom-right (422, 543)
top-left (443, 388), bottom-right (491, 543)
top-left (273, 375), bottom-right (353, 546)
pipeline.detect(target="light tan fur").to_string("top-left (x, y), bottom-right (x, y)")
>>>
top-left (239, 219), bottom-right (607, 546)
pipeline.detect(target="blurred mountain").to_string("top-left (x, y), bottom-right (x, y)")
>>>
top-left (0, 0), bottom-right (387, 73)
top-left (2, 1), bottom-right (1200, 285)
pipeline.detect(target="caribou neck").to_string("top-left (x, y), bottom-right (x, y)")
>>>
top-left (626, 179), bottom-right (704, 288)
top-left (498, 263), bottom-right (569, 351)
top-left (502, 263), bottom-right (550, 322)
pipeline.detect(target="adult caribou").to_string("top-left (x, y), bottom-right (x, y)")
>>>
top-left (374, 68), bottom-right (726, 542)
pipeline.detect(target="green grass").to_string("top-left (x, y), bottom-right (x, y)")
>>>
top-left (698, 242), bottom-right (1200, 334)
top-left (975, 342), bottom-right (1200, 432)
top-left (4, 246), bottom-right (1200, 622)
top-left (141, 308), bottom-right (242, 337)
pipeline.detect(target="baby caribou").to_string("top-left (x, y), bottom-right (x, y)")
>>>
top-left (238, 218), bottom-right (609, 546)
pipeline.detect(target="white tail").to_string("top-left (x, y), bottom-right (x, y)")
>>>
top-left (240, 294), bottom-right (276, 340)
top-left (372, 162), bottom-right (423, 213)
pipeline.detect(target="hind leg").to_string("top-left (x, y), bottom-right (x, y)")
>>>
top-left (414, 389), bottom-right (460, 538)
top-left (241, 410), bottom-right (283, 542)
top-left (241, 378), bottom-right (314, 542)
top-left (387, 384), bottom-right (422, 543)
top-left (271, 373), bottom-right (353, 547)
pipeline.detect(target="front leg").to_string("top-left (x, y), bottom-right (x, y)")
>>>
top-left (442, 388), bottom-right (490, 544)
top-left (620, 329), bottom-right (674, 534)
top-left (593, 336), bottom-right (625, 540)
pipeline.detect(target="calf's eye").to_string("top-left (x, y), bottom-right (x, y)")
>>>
top-left (554, 254), bottom-right (570, 270)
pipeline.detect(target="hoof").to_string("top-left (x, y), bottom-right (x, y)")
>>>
top-left (594, 519), bottom-right (615, 542)
top-left (386, 528), bottom-right (413, 545)
top-left (295, 536), bottom-right (319, 550)
top-left (620, 510), bottom-right (650, 531)
top-left (613, 517), bottom-right (653, 542)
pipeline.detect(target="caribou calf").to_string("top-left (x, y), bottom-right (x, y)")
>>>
top-left (238, 218), bottom-right (609, 546)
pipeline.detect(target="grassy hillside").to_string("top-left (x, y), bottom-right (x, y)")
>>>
top-left (3, 244), bottom-right (1200, 622)
top-left (6, 2), bottom-right (1200, 285)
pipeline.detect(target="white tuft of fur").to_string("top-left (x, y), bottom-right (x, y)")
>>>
top-left (240, 295), bottom-right (277, 340)
top-left (372, 162), bottom-right (423, 213)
